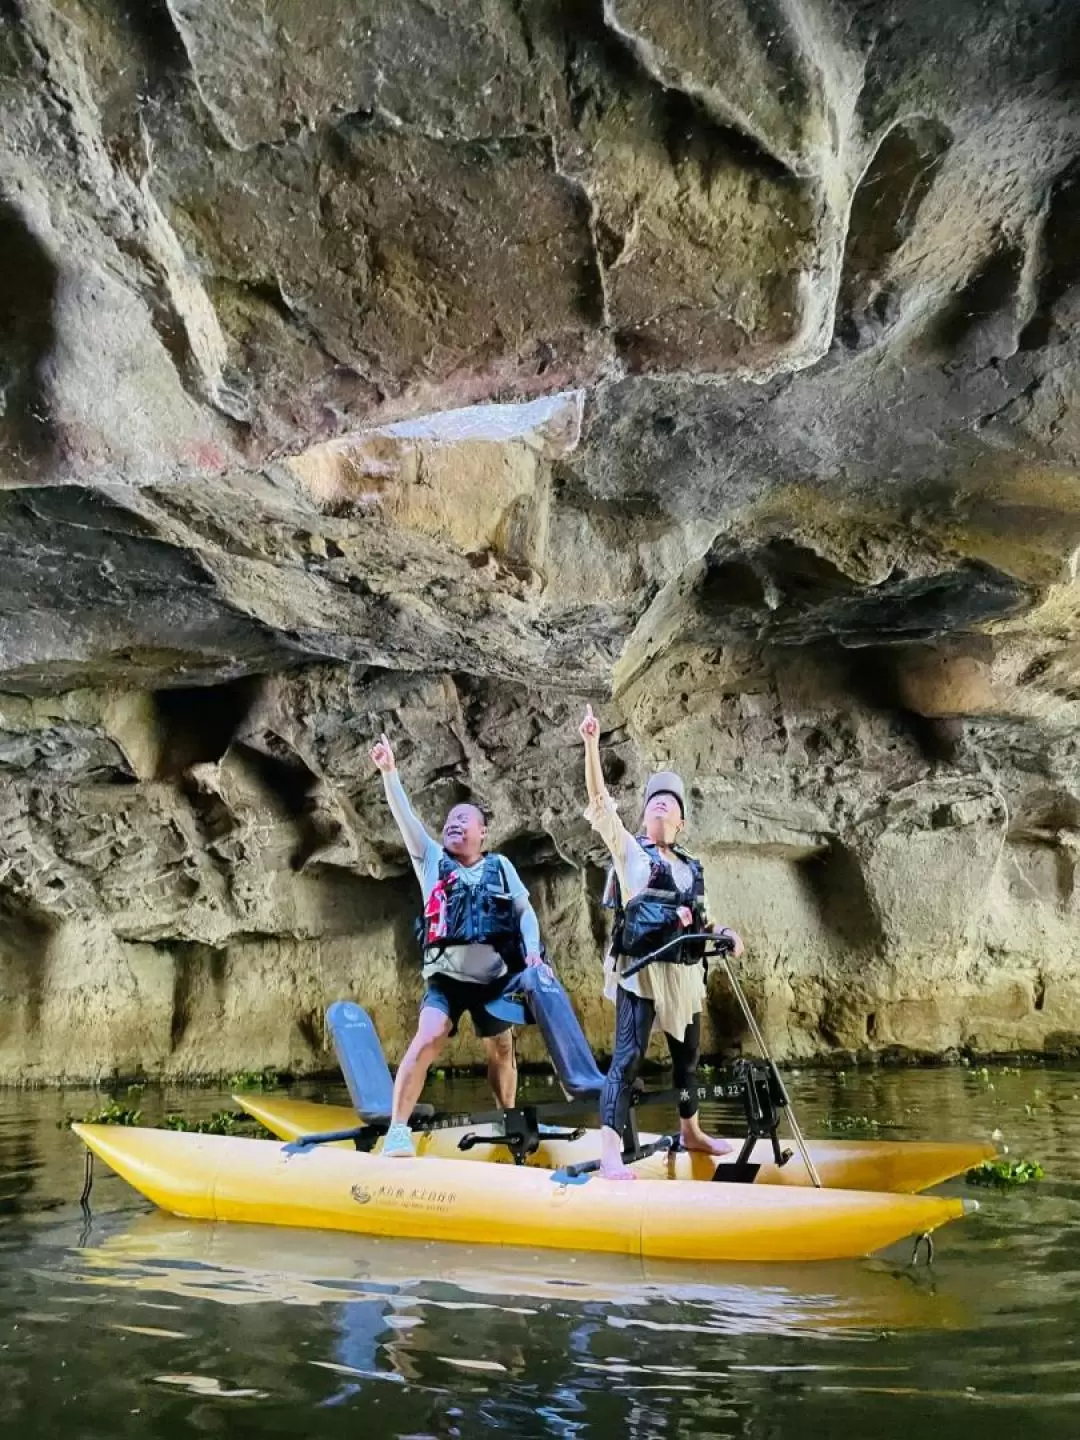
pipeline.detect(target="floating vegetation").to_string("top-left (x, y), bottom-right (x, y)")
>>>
top-left (821, 1113), bottom-right (902, 1134)
top-left (60, 1100), bottom-right (143, 1128)
top-left (62, 1101), bottom-right (270, 1137)
top-left (225, 1068), bottom-right (284, 1091)
top-left (966, 1158), bottom-right (1045, 1188)
top-left (163, 1110), bottom-right (270, 1137)
top-left (967, 1065), bottom-right (1027, 1091)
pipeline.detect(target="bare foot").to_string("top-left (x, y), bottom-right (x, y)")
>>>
top-left (599, 1162), bottom-right (638, 1180)
top-left (679, 1124), bottom-right (733, 1157)
top-left (597, 1125), bottom-right (636, 1180)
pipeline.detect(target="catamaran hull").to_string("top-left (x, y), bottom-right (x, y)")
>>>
top-left (73, 1123), bottom-right (975, 1264)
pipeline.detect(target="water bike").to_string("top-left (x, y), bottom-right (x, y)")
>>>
top-left (74, 935), bottom-right (988, 1262)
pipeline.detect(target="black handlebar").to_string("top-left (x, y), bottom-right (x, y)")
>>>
top-left (621, 931), bottom-right (735, 980)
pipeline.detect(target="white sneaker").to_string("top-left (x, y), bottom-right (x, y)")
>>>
top-left (381, 1122), bottom-right (416, 1157)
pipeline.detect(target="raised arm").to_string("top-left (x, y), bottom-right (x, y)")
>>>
top-left (579, 703), bottom-right (606, 803)
top-left (369, 732), bottom-right (434, 863)
top-left (579, 704), bottom-right (639, 881)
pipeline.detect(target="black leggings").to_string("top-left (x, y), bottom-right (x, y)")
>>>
top-left (600, 985), bottom-right (701, 1134)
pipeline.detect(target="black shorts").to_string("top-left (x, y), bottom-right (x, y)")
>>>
top-left (421, 974), bottom-right (512, 1038)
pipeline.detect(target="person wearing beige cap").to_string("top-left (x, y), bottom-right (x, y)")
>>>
top-left (579, 705), bottom-right (744, 1180)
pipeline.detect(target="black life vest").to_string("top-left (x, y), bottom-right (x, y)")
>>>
top-left (418, 853), bottom-right (525, 970)
top-left (605, 839), bottom-right (707, 961)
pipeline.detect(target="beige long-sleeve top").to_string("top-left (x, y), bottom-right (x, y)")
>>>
top-left (584, 790), bottom-right (708, 1041)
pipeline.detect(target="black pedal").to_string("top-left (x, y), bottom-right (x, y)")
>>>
top-left (622, 1132), bottom-right (680, 1165)
top-left (351, 1124), bottom-right (387, 1153)
top-left (457, 1121), bottom-right (541, 1165)
top-left (711, 1163), bottom-right (761, 1185)
top-left (457, 1131), bottom-right (525, 1164)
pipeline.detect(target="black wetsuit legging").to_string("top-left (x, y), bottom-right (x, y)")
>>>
top-left (600, 985), bottom-right (701, 1135)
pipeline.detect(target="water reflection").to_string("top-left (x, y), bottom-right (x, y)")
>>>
top-left (70, 1211), bottom-right (974, 1332)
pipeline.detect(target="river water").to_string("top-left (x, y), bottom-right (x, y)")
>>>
top-left (2, 1066), bottom-right (1079, 1439)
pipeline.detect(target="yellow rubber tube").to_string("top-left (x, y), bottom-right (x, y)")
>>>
top-left (73, 1124), bottom-right (975, 1264)
top-left (235, 1095), bottom-right (996, 1193)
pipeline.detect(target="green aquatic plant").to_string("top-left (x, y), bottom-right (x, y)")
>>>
top-left (162, 1110), bottom-right (270, 1137)
top-left (225, 1068), bottom-right (284, 1091)
top-left (62, 1098), bottom-right (271, 1137)
top-left (968, 1064), bottom-right (1029, 1092)
top-left (821, 1113), bottom-right (902, 1135)
top-left (965, 1158), bottom-right (1045, 1188)
top-left (61, 1100), bottom-right (143, 1128)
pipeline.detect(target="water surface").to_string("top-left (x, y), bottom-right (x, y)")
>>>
top-left (2, 1066), bottom-right (1078, 1438)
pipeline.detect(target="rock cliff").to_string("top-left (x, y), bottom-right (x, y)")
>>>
top-left (3, 0), bottom-right (1080, 1080)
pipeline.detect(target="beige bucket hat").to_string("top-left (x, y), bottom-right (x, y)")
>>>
top-left (643, 770), bottom-right (687, 821)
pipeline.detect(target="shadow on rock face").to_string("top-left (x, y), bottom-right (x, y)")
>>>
top-left (796, 841), bottom-right (885, 958)
top-left (837, 116), bottom-right (953, 353)
top-left (767, 560), bottom-right (1033, 649)
top-left (1020, 156), bottom-right (1080, 353)
top-left (696, 538), bottom-right (1034, 653)
top-left (0, 892), bottom-right (59, 1043)
top-left (152, 680), bottom-right (263, 779)
top-left (0, 200), bottom-right (58, 473)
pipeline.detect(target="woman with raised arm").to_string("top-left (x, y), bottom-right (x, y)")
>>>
top-left (579, 704), bottom-right (744, 1180)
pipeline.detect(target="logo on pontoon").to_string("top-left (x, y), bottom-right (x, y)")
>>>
top-left (350, 1185), bottom-right (372, 1205)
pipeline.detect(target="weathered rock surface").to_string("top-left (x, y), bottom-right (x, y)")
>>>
top-left (3, 0), bottom-right (1080, 1080)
